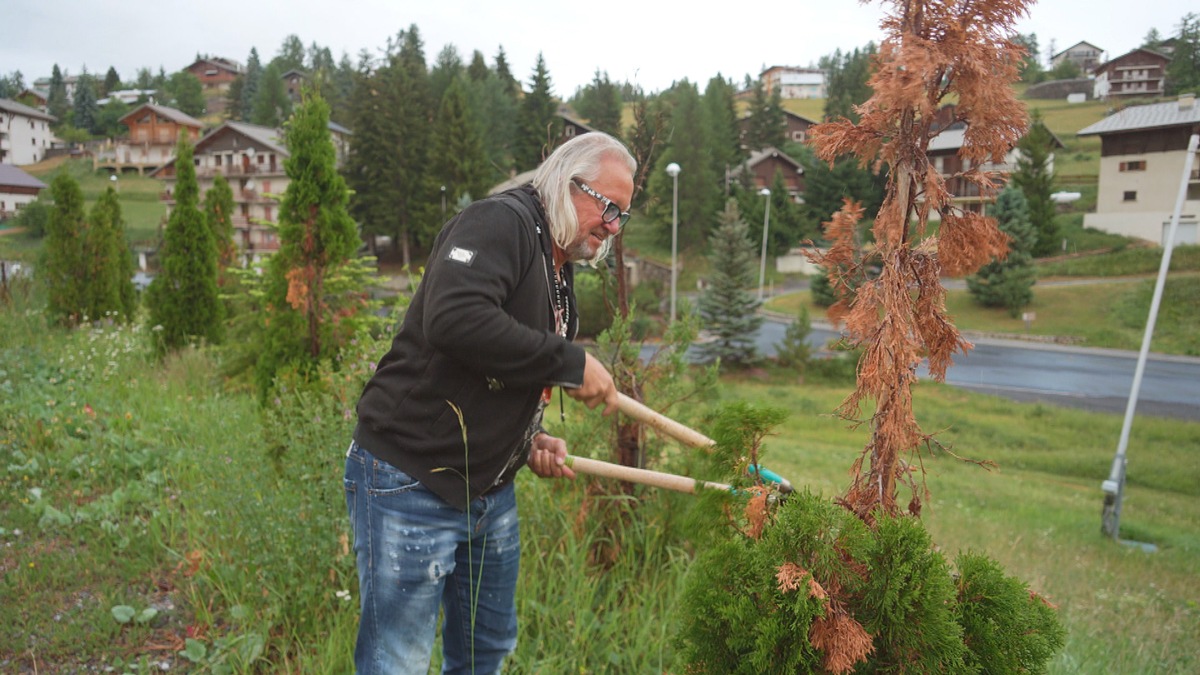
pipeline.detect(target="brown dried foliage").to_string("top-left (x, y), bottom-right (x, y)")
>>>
top-left (808, 0), bottom-right (1031, 519)
top-left (810, 611), bottom-right (876, 674)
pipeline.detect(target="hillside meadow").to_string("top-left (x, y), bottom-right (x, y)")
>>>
top-left (1, 274), bottom-right (1197, 673)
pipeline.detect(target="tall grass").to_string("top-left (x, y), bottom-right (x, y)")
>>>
top-left (3, 278), bottom-right (1197, 673)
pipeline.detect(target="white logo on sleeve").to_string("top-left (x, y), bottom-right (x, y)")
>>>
top-left (447, 247), bottom-right (476, 265)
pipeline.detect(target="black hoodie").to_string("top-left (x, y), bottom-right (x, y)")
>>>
top-left (353, 185), bottom-right (585, 510)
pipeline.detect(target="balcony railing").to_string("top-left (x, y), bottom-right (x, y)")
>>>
top-left (195, 164), bottom-right (283, 179)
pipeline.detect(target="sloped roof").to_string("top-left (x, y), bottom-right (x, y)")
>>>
top-left (783, 109), bottom-right (819, 125)
top-left (1078, 97), bottom-right (1200, 136)
top-left (1052, 41), bottom-right (1104, 59)
top-left (119, 102), bottom-right (204, 128)
top-left (327, 120), bottom-right (353, 135)
top-left (1092, 48), bottom-right (1171, 75)
top-left (149, 121), bottom-right (286, 177)
top-left (728, 146), bottom-right (804, 179)
top-left (187, 56), bottom-right (242, 74)
top-left (0, 97), bottom-right (57, 122)
top-left (928, 121), bottom-right (1066, 152)
top-left (0, 164), bottom-right (48, 190)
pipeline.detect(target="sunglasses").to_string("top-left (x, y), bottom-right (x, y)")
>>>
top-left (573, 180), bottom-right (631, 229)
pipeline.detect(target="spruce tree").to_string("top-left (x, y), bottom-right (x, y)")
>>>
top-left (1011, 114), bottom-right (1059, 257)
top-left (429, 44), bottom-right (464, 110)
top-left (344, 53), bottom-right (397, 256)
top-left (204, 173), bottom-right (237, 270)
top-left (743, 79), bottom-right (786, 150)
top-left (390, 25), bottom-right (437, 258)
top-left (967, 186), bottom-right (1037, 316)
top-left (462, 67), bottom-right (518, 185)
top-left (257, 91), bottom-right (360, 396)
top-left (146, 134), bottom-right (223, 352)
top-left (83, 186), bottom-right (136, 322)
top-left (41, 172), bottom-right (88, 325)
top-left (102, 67), bottom-right (121, 96)
top-left (432, 77), bottom-right (489, 206)
top-left (650, 80), bottom-right (717, 249)
top-left (697, 199), bottom-right (763, 368)
top-left (515, 53), bottom-right (561, 169)
top-left (493, 46), bottom-right (520, 97)
top-left (1166, 13), bottom-right (1200, 94)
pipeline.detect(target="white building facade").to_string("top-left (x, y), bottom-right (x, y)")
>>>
top-left (0, 98), bottom-right (58, 165)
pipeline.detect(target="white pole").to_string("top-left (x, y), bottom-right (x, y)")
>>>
top-left (1101, 133), bottom-right (1199, 540)
top-left (757, 188), bottom-right (771, 302)
top-left (666, 163), bottom-right (681, 322)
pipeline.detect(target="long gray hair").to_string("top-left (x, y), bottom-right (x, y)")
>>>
top-left (531, 132), bottom-right (636, 264)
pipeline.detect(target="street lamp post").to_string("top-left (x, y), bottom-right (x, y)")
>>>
top-left (757, 188), bottom-right (771, 302)
top-left (666, 162), bottom-right (681, 322)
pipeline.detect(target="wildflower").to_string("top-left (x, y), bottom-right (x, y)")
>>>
top-left (336, 589), bottom-right (351, 602)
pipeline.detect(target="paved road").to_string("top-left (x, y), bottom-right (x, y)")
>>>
top-left (750, 318), bottom-right (1200, 422)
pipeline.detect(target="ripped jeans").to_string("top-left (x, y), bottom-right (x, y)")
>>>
top-left (344, 441), bottom-right (520, 675)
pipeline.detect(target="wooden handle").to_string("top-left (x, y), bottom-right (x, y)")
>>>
top-left (565, 455), bottom-right (731, 494)
top-left (617, 392), bottom-right (714, 449)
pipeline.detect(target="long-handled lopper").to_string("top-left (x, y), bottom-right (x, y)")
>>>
top-left (564, 393), bottom-right (794, 496)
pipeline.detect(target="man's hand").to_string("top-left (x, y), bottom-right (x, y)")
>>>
top-left (527, 432), bottom-right (576, 479)
top-left (564, 352), bottom-right (618, 415)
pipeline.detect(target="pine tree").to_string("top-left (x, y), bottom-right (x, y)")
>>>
top-left (462, 67), bottom-right (518, 185)
top-left (1166, 13), bottom-right (1200, 95)
top-left (515, 53), bottom-right (561, 169)
top-left (575, 70), bottom-right (623, 135)
top-left (466, 50), bottom-right (489, 82)
top-left (146, 134), bottom-right (223, 352)
top-left (72, 71), bottom-right (99, 135)
top-left (648, 80), bottom-right (718, 249)
top-left (167, 71), bottom-right (206, 117)
top-left (102, 67), bottom-right (121, 96)
top-left (743, 79), bottom-right (786, 150)
top-left (41, 172), bottom-right (88, 325)
top-left (493, 46), bottom-right (520, 97)
top-left (252, 62), bottom-right (292, 127)
top-left (83, 186), bottom-right (136, 322)
top-left (390, 25), bottom-right (437, 258)
top-left (47, 64), bottom-right (69, 122)
top-left (204, 173), bottom-right (237, 269)
top-left (256, 90), bottom-right (360, 397)
top-left (1011, 115), bottom-right (1059, 257)
top-left (697, 199), bottom-right (763, 368)
top-left (344, 53), bottom-right (396, 256)
top-left (702, 75), bottom-right (745, 192)
top-left (429, 44), bottom-right (464, 110)
top-left (967, 186), bottom-right (1037, 316)
top-left (240, 48), bottom-right (263, 122)
top-left (822, 44), bottom-right (878, 122)
top-left (432, 77), bottom-right (490, 206)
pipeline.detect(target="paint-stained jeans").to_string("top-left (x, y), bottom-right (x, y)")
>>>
top-left (344, 441), bottom-right (520, 675)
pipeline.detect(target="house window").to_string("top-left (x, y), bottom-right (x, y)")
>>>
top-left (1123, 191), bottom-right (1137, 202)
top-left (1120, 161), bottom-right (1146, 172)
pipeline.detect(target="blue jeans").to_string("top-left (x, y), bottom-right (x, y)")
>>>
top-left (344, 441), bottom-right (520, 675)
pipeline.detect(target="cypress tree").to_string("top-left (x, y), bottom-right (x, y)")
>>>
top-left (967, 186), bottom-right (1038, 316)
top-left (204, 173), bottom-right (237, 270)
top-left (257, 90), bottom-right (360, 397)
top-left (83, 186), bottom-right (136, 322)
top-left (41, 172), bottom-right (88, 325)
top-left (697, 199), bottom-right (763, 368)
top-left (146, 134), bottom-right (223, 352)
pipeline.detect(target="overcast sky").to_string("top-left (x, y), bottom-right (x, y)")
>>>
top-left (2, 0), bottom-right (1195, 97)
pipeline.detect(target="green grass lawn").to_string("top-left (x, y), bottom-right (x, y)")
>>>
top-left (2, 286), bottom-right (1196, 672)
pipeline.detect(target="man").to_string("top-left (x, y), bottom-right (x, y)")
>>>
top-left (345, 131), bottom-right (636, 674)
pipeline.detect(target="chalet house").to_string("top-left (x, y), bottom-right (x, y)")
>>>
top-left (185, 56), bottom-right (242, 116)
top-left (1092, 49), bottom-right (1171, 100)
top-left (926, 120), bottom-right (1064, 215)
top-left (17, 88), bottom-right (48, 110)
top-left (1077, 95), bottom-right (1200, 244)
top-left (185, 56), bottom-right (242, 91)
top-left (0, 98), bottom-right (58, 165)
top-left (782, 110), bottom-right (818, 144)
top-left (93, 103), bottom-right (204, 175)
top-left (760, 66), bottom-right (827, 99)
top-left (152, 120), bottom-right (350, 260)
top-left (0, 163), bottom-right (47, 221)
top-left (281, 70), bottom-right (307, 104)
top-left (728, 147), bottom-right (806, 199)
top-left (1050, 41), bottom-right (1105, 73)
